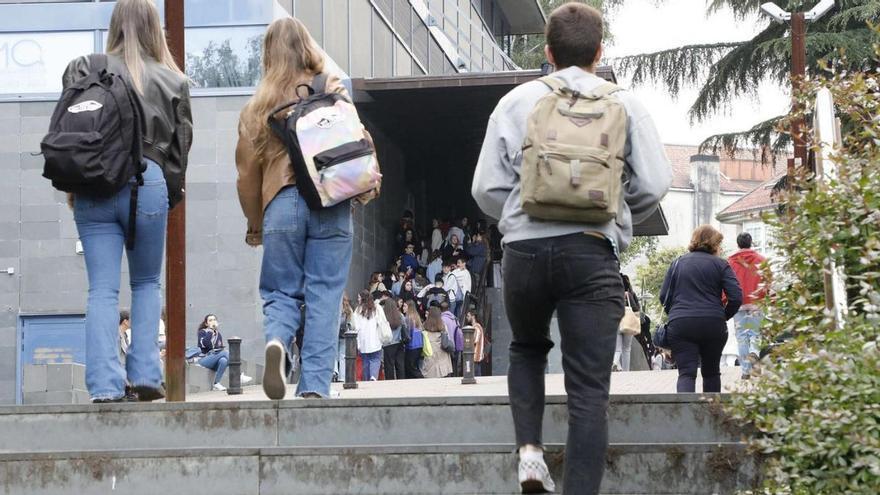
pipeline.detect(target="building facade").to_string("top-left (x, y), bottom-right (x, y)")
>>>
top-left (0, 0), bottom-right (545, 404)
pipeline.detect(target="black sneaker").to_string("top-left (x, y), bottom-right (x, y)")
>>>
top-left (132, 384), bottom-right (166, 402)
top-left (263, 340), bottom-right (287, 400)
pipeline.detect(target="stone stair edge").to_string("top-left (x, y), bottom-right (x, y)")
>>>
top-left (0, 393), bottom-right (731, 415)
top-left (0, 441), bottom-right (749, 462)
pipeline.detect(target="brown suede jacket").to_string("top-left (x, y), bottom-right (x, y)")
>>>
top-left (235, 73), bottom-right (377, 246)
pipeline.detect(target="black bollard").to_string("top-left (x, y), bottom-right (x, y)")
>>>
top-left (461, 325), bottom-right (476, 385)
top-left (227, 337), bottom-right (242, 395)
top-left (344, 329), bottom-right (358, 390)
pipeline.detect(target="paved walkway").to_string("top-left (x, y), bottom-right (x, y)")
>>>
top-left (184, 368), bottom-right (742, 403)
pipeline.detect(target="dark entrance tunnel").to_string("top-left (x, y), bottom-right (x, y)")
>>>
top-left (352, 69), bottom-right (668, 238)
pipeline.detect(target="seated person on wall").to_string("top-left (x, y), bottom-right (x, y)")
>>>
top-left (196, 314), bottom-right (253, 391)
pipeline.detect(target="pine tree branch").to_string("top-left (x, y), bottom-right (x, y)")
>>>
top-left (699, 114), bottom-right (791, 161)
top-left (688, 23), bottom-right (789, 122)
top-left (612, 42), bottom-right (744, 98)
top-left (706, 0), bottom-right (765, 21)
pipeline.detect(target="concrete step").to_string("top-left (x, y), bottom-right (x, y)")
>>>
top-left (0, 394), bottom-right (744, 454)
top-left (0, 443), bottom-right (757, 495)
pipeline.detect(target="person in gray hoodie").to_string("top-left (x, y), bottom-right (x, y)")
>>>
top-left (471, 4), bottom-right (671, 493)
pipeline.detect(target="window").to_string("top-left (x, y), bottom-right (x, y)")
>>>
top-left (185, 26), bottom-right (265, 89)
top-left (0, 31), bottom-right (93, 95)
top-left (743, 222), bottom-right (767, 253)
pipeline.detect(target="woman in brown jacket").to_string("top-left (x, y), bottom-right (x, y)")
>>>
top-left (235, 17), bottom-right (377, 400)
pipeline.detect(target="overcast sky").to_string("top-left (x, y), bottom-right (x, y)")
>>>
top-left (602, 0), bottom-right (790, 146)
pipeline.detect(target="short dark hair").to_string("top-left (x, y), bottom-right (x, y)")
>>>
top-left (434, 273), bottom-right (444, 283)
top-left (119, 310), bottom-right (130, 325)
top-left (440, 301), bottom-right (450, 311)
top-left (737, 232), bottom-right (753, 249)
top-left (546, 3), bottom-right (603, 69)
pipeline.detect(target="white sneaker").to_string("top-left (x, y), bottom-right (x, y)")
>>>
top-left (212, 383), bottom-right (226, 392)
top-left (240, 374), bottom-right (254, 384)
top-left (263, 340), bottom-right (286, 400)
top-left (518, 452), bottom-right (556, 493)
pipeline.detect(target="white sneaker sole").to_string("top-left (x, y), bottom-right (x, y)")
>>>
top-left (263, 342), bottom-right (286, 400)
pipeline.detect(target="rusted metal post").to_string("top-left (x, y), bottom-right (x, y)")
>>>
top-left (344, 329), bottom-right (358, 389)
top-left (461, 325), bottom-right (476, 385)
top-left (227, 338), bottom-right (243, 395)
top-left (790, 12), bottom-right (808, 175)
top-left (164, 0), bottom-right (186, 402)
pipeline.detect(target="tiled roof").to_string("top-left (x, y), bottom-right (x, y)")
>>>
top-left (664, 144), bottom-right (784, 193)
top-left (717, 174), bottom-right (785, 220)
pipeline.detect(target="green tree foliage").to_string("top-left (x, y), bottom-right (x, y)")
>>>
top-left (726, 44), bottom-right (880, 493)
top-left (613, 1), bottom-right (880, 153)
top-left (619, 235), bottom-right (659, 267)
top-left (508, 0), bottom-right (621, 69)
top-left (187, 35), bottom-right (263, 88)
top-left (635, 245), bottom-right (687, 324)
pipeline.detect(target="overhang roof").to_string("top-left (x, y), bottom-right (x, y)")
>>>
top-left (497, 0), bottom-right (546, 35)
top-left (717, 175), bottom-right (783, 223)
top-left (351, 68), bottom-right (667, 237)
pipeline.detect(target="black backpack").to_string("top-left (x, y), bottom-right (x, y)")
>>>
top-left (41, 54), bottom-right (146, 249)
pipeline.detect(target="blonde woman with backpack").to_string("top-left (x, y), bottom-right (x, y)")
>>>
top-left (236, 17), bottom-right (379, 400)
top-left (56, 0), bottom-right (191, 403)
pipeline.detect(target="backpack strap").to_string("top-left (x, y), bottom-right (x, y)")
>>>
top-left (310, 72), bottom-right (329, 95)
top-left (88, 54), bottom-right (109, 75)
top-left (538, 76), bottom-right (566, 93)
top-left (590, 82), bottom-right (623, 99)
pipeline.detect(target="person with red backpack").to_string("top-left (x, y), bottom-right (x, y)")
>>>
top-left (728, 232), bottom-right (768, 379)
top-left (43, 0), bottom-right (191, 403)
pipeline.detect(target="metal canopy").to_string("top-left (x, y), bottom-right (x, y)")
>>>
top-left (497, 0), bottom-right (547, 34)
top-left (351, 68), bottom-right (668, 237)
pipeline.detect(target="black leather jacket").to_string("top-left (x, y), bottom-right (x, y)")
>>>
top-left (62, 54), bottom-right (193, 208)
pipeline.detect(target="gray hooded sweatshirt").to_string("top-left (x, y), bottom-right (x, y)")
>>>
top-left (471, 66), bottom-right (672, 252)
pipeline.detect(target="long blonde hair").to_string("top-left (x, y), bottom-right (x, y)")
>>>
top-left (105, 0), bottom-right (183, 94)
top-left (243, 17), bottom-right (325, 162)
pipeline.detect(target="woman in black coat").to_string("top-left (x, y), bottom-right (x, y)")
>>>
top-left (660, 225), bottom-right (742, 393)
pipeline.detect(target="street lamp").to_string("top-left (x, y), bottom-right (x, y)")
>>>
top-left (760, 0), bottom-right (835, 179)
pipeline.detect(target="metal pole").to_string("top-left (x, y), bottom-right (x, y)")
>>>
top-left (461, 325), bottom-right (476, 385)
top-left (164, 0), bottom-right (186, 402)
top-left (344, 329), bottom-right (358, 389)
top-left (790, 12), bottom-right (808, 175)
top-left (227, 338), bottom-right (243, 395)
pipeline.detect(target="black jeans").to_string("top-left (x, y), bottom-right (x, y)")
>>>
top-left (503, 233), bottom-right (624, 495)
top-left (404, 348), bottom-right (423, 378)
top-left (382, 343), bottom-right (406, 380)
top-left (667, 317), bottom-right (728, 393)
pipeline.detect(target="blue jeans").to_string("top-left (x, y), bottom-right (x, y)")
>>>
top-left (199, 350), bottom-right (229, 385)
top-left (74, 160), bottom-right (168, 401)
top-left (260, 186), bottom-right (353, 397)
top-left (733, 308), bottom-right (762, 374)
top-left (361, 350), bottom-right (382, 381)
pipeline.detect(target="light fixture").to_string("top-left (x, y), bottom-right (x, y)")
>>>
top-left (760, 2), bottom-right (791, 23)
top-left (805, 0), bottom-right (835, 22)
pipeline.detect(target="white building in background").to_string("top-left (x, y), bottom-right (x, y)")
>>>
top-left (656, 145), bottom-right (784, 253)
top-left (717, 174), bottom-right (783, 257)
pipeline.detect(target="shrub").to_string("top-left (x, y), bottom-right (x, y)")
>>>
top-left (725, 43), bottom-right (880, 494)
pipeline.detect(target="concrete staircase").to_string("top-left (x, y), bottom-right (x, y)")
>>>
top-left (0, 394), bottom-right (757, 494)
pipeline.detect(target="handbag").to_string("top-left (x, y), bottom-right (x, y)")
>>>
top-left (652, 258), bottom-right (681, 349)
top-left (440, 331), bottom-right (455, 353)
top-left (422, 333), bottom-right (434, 358)
top-left (618, 291), bottom-right (641, 336)
top-left (378, 313), bottom-right (393, 346)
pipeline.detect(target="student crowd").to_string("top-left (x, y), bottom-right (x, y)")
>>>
top-left (338, 211), bottom-right (491, 381)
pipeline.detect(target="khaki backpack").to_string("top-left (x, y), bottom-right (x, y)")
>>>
top-left (520, 77), bottom-right (627, 224)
